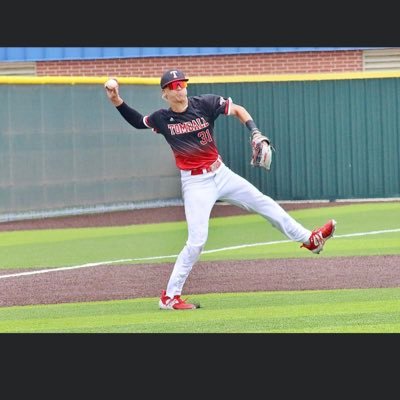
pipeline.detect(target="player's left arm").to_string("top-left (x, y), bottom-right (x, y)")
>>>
top-left (229, 103), bottom-right (263, 136)
top-left (229, 103), bottom-right (253, 124)
top-left (208, 95), bottom-right (260, 134)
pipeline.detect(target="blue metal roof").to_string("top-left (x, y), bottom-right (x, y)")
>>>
top-left (0, 47), bottom-right (378, 62)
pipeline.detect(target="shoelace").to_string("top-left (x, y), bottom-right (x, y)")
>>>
top-left (173, 295), bottom-right (190, 304)
top-left (301, 231), bottom-right (324, 249)
top-left (164, 295), bottom-right (183, 305)
top-left (163, 294), bottom-right (191, 307)
top-left (311, 231), bottom-right (324, 246)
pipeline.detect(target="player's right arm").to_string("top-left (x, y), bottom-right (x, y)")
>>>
top-left (116, 102), bottom-right (148, 129)
top-left (104, 83), bottom-right (148, 129)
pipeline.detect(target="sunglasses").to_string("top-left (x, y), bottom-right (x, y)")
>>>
top-left (166, 80), bottom-right (188, 90)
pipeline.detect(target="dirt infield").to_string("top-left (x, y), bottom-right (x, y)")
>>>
top-left (1, 201), bottom-right (399, 308)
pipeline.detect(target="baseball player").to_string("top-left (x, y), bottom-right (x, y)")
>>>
top-left (104, 69), bottom-right (336, 310)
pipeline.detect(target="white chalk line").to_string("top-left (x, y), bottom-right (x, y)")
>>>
top-left (1, 228), bottom-right (399, 280)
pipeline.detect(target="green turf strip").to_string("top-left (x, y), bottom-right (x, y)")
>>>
top-left (1, 288), bottom-right (400, 333)
top-left (0, 202), bottom-right (399, 269)
top-left (1, 202), bottom-right (399, 333)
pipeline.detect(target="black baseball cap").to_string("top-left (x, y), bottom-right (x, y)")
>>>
top-left (160, 69), bottom-right (189, 89)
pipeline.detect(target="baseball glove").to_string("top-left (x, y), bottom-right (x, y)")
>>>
top-left (250, 130), bottom-right (274, 171)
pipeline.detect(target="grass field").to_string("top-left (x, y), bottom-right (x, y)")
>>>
top-left (0, 202), bottom-right (399, 333)
top-left (1, 288), bottom-right (400, 333)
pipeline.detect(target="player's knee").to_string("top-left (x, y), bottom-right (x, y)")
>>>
top-left (186, 242), bottom-right (205, 257)
top-left (188, 230), bottom-right (208, 248)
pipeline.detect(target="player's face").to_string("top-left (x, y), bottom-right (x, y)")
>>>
top-left (163, 80), bottom-right (188, 103)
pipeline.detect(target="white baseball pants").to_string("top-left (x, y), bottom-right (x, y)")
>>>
top-left (165, 161), bottom-right (312, 297)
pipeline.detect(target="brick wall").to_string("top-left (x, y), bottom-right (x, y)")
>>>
top-left (36, 50), bottom-right (364, 76)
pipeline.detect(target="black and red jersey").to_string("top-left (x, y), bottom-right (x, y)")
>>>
top-left (141, 94), bottom-right (232, 170)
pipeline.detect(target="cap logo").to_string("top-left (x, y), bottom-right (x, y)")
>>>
top-left (170, 70), bottom-right (179, 78)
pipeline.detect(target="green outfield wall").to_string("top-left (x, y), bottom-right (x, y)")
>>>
top-left (190, 76), bottom-right (400, 202)
top-left (0, 73), bottom-right (399, 218)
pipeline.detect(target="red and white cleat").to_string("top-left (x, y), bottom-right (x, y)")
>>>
top-left (301, 219), bottom-right (337, 254)
top-left (159, 290), bottom-right (199, 310)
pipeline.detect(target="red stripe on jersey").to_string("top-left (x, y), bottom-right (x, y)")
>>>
top-left (143, 116), bottom-right (151, 128)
